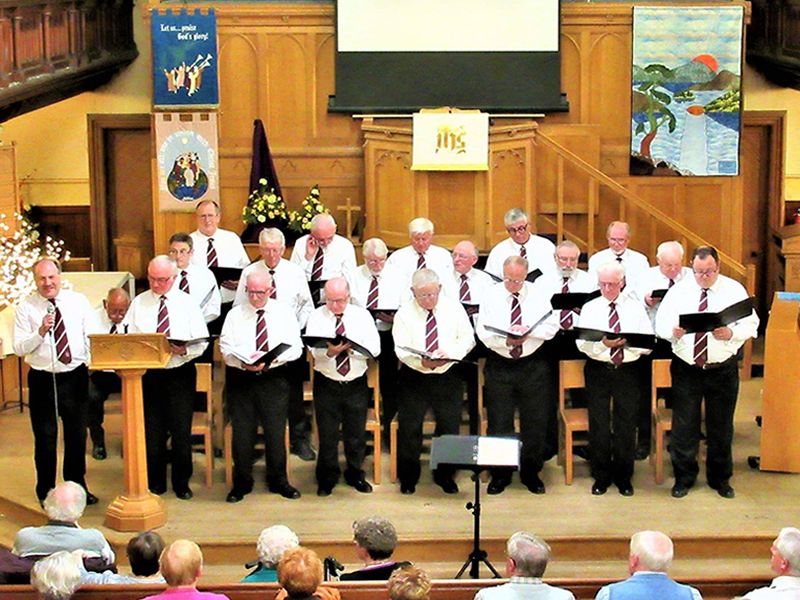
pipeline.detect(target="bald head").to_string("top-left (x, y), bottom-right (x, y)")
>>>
top-left (452, 240), bottom-right (478, 275)
top-left (324, 277), bottom-right (350, 316)
top-left (104, 288), bottom-right (130, 324)
top-left (311, 214), bottom-right (337, 249)
top-left (629, 531), bottom-right (673, 573)
top-left (245, 271), bottom-right (273, 309)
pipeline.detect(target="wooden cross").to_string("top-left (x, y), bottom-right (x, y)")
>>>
top-left (336, 197), bottom-right (362, 243)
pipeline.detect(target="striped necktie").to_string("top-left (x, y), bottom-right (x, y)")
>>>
top-left (559, 277), bottom-right (573, 330)
top-left (156, 295), bottom-right (170, 336)
top-left (608, 301), bottom-right (623, 365)
top-left (416, 253), bottom-right (426, 270)
top-left (268, 269), bottom-right (277, 299)
top-left (179, 270), bottom-right (190, 294)
top-left (366, 276), bottom-right (379, 310)
top-left (459, 274), bottom-right (471, 303)
top-left (693, 289), bottom-right (709, 367)
top-left (311, 248), bottom-right (324, 281)
top-left (510, 293), bottom-right (522, 359)
top-left (49, 300), bottom-right (72, 364)
top-left (519, 244), bottom-right (527, 260)
top-left (255, 309), bottom-right (269, 352)
top-left (425, 310), bottom-right (439, 353)
top-left (207, 238), bottom-right (218, 268)
top-left (110, 323), bottom-right (118, 334)
top-left (335, 315), bottom-right (351, 376)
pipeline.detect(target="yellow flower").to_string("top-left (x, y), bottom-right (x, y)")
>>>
top-left (257, 215), bottom-right (266, 223)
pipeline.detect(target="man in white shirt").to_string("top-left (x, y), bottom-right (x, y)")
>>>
top-left (220, 270), bottom-right (303, 503)
top-left (290, 213), bottom-right (357, 306)
top-left (305, 278), bottom-right (380, 496)
top-left (485, 208), bottom-right (556, 280)
top-left (576, 262), bottom-right (653, 496)
top-left (743, 527), bottom-right (800, 600)
top-left (474, 532), bottom-right (574, 600)
top-left (477, 256), bottom-right (558, 494)
top-left (392, 269), bottom-right (475, 495)
top-left (655, 246), bottom-right (759, 499)
top-left (127, 256), bottom-right (209, 500)
top-left (386, 217), bottom-right (456, 299)
top-left (588, 221), bottom-right (650, 286)
top-left (347, 237), bottom-right (404, 442)
top-left (87, 287), bottom-right (130, 461)
top-left (13, 258), bottom-right (99, 505)
top-left (169, 232), bottom-right (222, 324)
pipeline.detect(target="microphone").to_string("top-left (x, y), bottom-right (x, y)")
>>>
top-left (46, 302), bottom-right (56, 335)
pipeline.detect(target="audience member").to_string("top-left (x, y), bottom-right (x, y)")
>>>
top-left (594, 531), bottom-right (702, 600)
top-left (340, 516), bottom-right (410, 581)
top-left (242, 525), bottom-right (300, 583)
top-left (742, 527), bottom-right (800, 599)
top-left (30, 550), bottom-right (83, 600)
top-left (79, 531), bottom-right (165, 584)
top-left (388, 566), bottom-right (432, 600)
top-left (13, 481), bottom-right (114, 563)
top-left (141, 539), bottom-right (230, 600)
top-left (475, 532), bottom-right (574, 600)
top-left (276, 547), bottom-right (341, 600)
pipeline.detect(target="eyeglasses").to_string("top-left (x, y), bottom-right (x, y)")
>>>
top-left (608, 237), bottom-right (628, 244)
top-left (414, 291), bottom-right (439, 300)
top-left (168, 248), bottom-right (191, 255)
top-left (247, 290), bottom-right (268, 297)
top-left (148, 276), bottom-right (174, 284)
top-left (693, 269), bottom-right (718, 276)
top-left (507, 224), bottom-right (529, 234)
top-left (504, 278), bottom-right (525, 285)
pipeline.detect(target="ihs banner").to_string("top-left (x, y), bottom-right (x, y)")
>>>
top-left (412, 111), bottom-right (489, 171)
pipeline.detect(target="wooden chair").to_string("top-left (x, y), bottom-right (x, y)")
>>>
top-left (557, 359), bottom-right (588, 485)
top-left (193, 363), bottom-right (214, 488)
top-left (651, 358), bottom-right (672, 484)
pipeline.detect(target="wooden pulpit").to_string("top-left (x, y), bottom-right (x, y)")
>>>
top-left (89, 333), bottom-right (171, 530)
top-left (760, 293), bottom-right (800, 473)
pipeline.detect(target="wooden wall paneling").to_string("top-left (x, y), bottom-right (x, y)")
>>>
top-left (267, 33), bottom-right (308, 145)
top-left (31, 205), bottom-right (92, 259)
top-left (313, 33), bottom-right (362, 144)
top-left (489, 141), bottom-right (533, 244)
top-left (369, 140), bottom-right (414, 248)
top-left (0, 144), bottom-right (19, 234)
top-left (427, 171), bottom-right (481, 248)
top-left (218, 32), bottom-right (260, 149)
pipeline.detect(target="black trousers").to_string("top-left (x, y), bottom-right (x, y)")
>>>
top-left (227, 365), bottom-right (291, 492)
top-left (142, 363), bottom-right (196, 492)
top-left (87, 371), bottom-right (120, 447)
top-left (584, 359), bottom-right (642, 486)
top-left (485, 351), bottom-right (552, 484)
top-left (287, 356), bottom-right (312, 445)
top-left (670, 356), bottom-right (739, 488)
top-left (377, 329), bottom-right (399, 437)
top-left (461, 340), bottom-right (487, 435)
top-left (314, 373), bottom-right (369, 488)
top-left (28, 365), bottom-right (89, 501)
top-left (397, 366), bottom-right (462, 486)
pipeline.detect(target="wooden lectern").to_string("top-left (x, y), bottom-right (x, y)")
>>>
top-left (89, 333), bottom-right (171, 530)
top-left (760, 293), bottom-right (800, 473)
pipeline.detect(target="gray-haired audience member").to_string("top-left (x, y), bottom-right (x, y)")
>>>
top-left (340, 516), bottom-right (410, 581)
top-left (12, 481), bottom-right (114, 563)
top-left (141, 539), bottom-right (230, 600)
top-left (30, 550), bottom-right (83, 600)
top-left (742, 527), bottom-right (800, 599)
top-left (79, 531), bottom-right (166, 585)
top-left (594, 531), bottom-right (702, 600)
top-left (474, 532), bottom-right (574, 600)
top-left (242, 525), bottom-right (300, 583)
top-left (388, 566), bottom-right (432, 600)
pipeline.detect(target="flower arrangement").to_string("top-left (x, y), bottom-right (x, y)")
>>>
top-left (241, 178), bottom-right (288, 227)
top-left (288, 185), bottom-right (328, 233)
top-left (0, 211), bottom-right (70, 308)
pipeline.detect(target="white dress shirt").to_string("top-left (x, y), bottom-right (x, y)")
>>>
top-left (576, 291), bottom-right (653, 363)
top-left (477, 281), bottom-right (558, 358)
top-left (233, 259), bottom-right (313, 328)
top-left (13, 289), bottom-right (97, 372)
top-left (127, 288), bottom-right (209, 369)
top-left (178, 263), bottom-right (222, 323)
top-left (94, 307), bottom-right (129, 334)
top-left (453, 267), bottom-right (496, 314)
top-left (743, 576), bottom-right (800, 600)
top-left (190, 228), bottom-right (252, 303)
top-left (347, 264), bottom-right (405, 332)
top-left (587, 247), bottom-right (650, 286)
top-left (290, 234), bottom-right (357, 281)
top-left (655, 273), bottom-right (759, 366)
top-left (485, 235), bottom-right (557, 279)
top-left (385, 244), bottom-right (457, 300)
top-left (305, 304), bottom-right (380, 381)
top-left (392, 296), bottom-right (475, 374)
top-left (539, 268), bottom-right (597, 330)
top-left (631, 265), bottom-right (692, 326)
top-left (220, 300), bottom-right (303, 371)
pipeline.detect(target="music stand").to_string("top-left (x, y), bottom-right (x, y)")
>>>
top-left (431, 435), bottom-right (521, 579)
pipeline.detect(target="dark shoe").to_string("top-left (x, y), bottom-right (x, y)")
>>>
top-left (290, 441), bottom-right (316, 462)
top-left (617, 482), bottom-right (634, 496)
top-left (671, 484), bottom-right (690, 498)
top-left (524, 476), bottom-right (546, 495)
top-left (149, 486), bottom-right (167, 496)
top-left (92, 445), bottom-right (107, 460)
top-left (317, 486), bottom-right (332, 497)
top-left (269, 483), bottom-right (301, 499)
top-left (175, 488), bottom-right (193, 500)
top-left (634, 444), bottom-right (649, 461)
top-left (591, 482), bottom-right (608, 496)
top-left (711, 482), bottom-right (735, 499)
top-left (226, 489), bottom-right (246, 503)
top-left (85, 492), bottom-right (99, 505)
top-left (434, 477), bottom-right (459, 494)
top-left (347, 478), bottom-right (373, 494)
top-left (400, 483), bottom-right (416, 495)
top-left (487, 478), bottom-right (510, 495)
top-left (573, 446), bottom-right (590, 460)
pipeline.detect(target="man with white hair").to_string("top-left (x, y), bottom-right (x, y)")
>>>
top-left (743, 527), bottom-right (800, 598)
top-left (242, 525), bottom-right (299, 583)
top-left (30, 550), bottom-right (83, 600)
top-left (475, 532), bottom-right (574, 600)
top-left (588, 221), bottom-right (650, 286)
top-left (127, 255), bottom-right (209, 499)
top-left (386, 217), bottom-right (456, 296)
top-left (576, 262), bottom-right (653, 496)
top-left (595, 531), bottom-right (702, 600)
top-left (13, 481), bottom-right (114, 563)
top-left (485, 208), bottom-right (557, 280)
top-left (393, 269), bottom-right (475, 495)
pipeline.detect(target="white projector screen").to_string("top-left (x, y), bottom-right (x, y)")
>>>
top-left (329, 0), bottom-right (567, 113)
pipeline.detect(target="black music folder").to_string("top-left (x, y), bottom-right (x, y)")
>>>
top-left (209, 266), bottom-right (243, 286)
top-left (679, 297), bottom-right (755, 333)
top-left (228, 342), bottom-right (292, 366)
top-left (549, 290), bottom-right (601, 310)
top-left (303, 334), bottom-right (375, 359)
top-left (573, 327), bottom-right (657, 350)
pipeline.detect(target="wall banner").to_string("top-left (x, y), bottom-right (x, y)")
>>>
top-left (412, 112), bottom-right (489, 171)
top-left (151, 8), bottom-right (219, 108)
top-left (155, 112), bottom-right (219, 212)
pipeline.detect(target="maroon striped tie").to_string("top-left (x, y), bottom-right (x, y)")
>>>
top-left (156, 295), bottom-right (170, 336)
top-left (255, 309), bottom-right (268, 352)
top-left (510, 293), bottom-right (523, 359)
top-left (609, 301), bottom-right (623, 365)
top-left (519, 245), bottom-right (527, 260)
top-left (366, 276), bottom-right (379, 309)
top-left (179, 270), bottom-right (190, 294)
top-left (668, 278), bottom-right (675, 288)
top-left (207, 238), bottom-right (218, 268)
top-left (268, 269), bottom-right (277, 299)
top-left (459, 274), bottom-right (471, 303)
top-left (559, 277), bottom-right (573, 330)
top-left (49, 300), bottom-right (71, 364)
top-left (425, 310), bottom-right (439, 353)
top-left (693, 289), bottom-right (709, 367)
top-left (110, 323), bottom-right (118, 334)
top-left (335, 315), bottom-right (351, 375)
top-left (311, 248), bottom-right (324, 281)
top-left (416, 253), bottom-right (426, 270)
